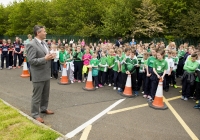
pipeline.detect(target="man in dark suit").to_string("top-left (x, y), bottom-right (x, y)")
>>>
top-left (115, 37), bottom-right (122, 47)
top-left (26, 25), bottom-right (55, 123)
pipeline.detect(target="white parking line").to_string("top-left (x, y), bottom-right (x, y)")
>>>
top-left (65, 99), bottom-right (125, 139)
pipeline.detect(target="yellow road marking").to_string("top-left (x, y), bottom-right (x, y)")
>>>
top-left (107, 103), bottom-right (148, 115)
top-left (163, 97), bottom-right (198, 140)
top-left (166, 96), bottom-right (181, 101)
top-left (80, 125), bottom-right (92, 140)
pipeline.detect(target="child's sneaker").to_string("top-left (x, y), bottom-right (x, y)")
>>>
top-left (113, 87), bottom-right (117, 90)
top-left (73, 79), bottom-right (77, 82)
top-left (143, 95), bottom-right (147, 98)
top-left (147, 98), bottom-right (153, 102)
top-left (108, 84), bottom-right (111, 87)
top-left (181, 96), bottom-right (184, 100)
top-left (147, 95), bottom-right (152, 99)
top-left (196, 100), bottom-right (199, 104)
top-left (71, 80), bottom-right (74, 84)
top-left (184, 97), bottom-right (188, 101)
top-left (117, 87), bottom-right (121, 90)
top-left (141, 91), bottom-right (144, 94)
top-left (98, 84), bottom-right (103, 87)
top-left (193, 104), bottom-right (200, 109)
top-left (83, 78), bottom-right (86, 82)
top-left (96, 86), bottom-right (99, 89)
top-left (173, 85), bottom-right (178, 88)
top-left (134, 91), bottom-right (139, 96)
top-left (170, 84), bottom-right (173, 87)
top-left (18, 66), bottom-right (21, 68)
top-left (13, 67), bottom-right (16, 69)
top-left (78, 80), bottom-right (81, 83)
top-left (179, 90), bottom-right (182, 93)
top-left (118, 88), bottom-right (123, 93)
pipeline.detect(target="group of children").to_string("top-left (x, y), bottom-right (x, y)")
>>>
top-left (1, 38), bottom-right (200, 109)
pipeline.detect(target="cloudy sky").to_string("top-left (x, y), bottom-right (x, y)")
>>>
top-left (0, 0), bottom-right (19, 6)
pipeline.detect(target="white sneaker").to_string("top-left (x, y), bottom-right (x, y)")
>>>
top-left (181, 96), bottom-right (184, 100)
top-left (71, 80), bottom-right (74, 83)
top-left (113, 87), bottom-right (117, 90)
top-left (108, 84), bottom-right (111, 87)
top-left (96, 86), bottom-right (99, 89)
top-left (141, 91), bottom-right (144, 94)
top-left (118, 87), bottom-right (121, 90)
top-left (147, 95), bottom-right (152, 99)
top-left (59, 70), bottom-right (61, 73)
top-left (184, 97), bottom-right (188, 101)
top-left (143, 95), bottom-right (147, 98)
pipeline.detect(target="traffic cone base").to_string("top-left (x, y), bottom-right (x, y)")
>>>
top-left (83, 67), bottom-right (96, 91)
top-left (120, 75), bottom-right (134, 98)
top-left (148, 79), bottom-right (168, 110)
top-left (58, 63), bottom-right (70, 85)
top-left (21, 58), bottom-right (30, 78)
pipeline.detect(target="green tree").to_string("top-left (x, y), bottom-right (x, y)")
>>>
top-left (132, 0), bottom-right (166, 38)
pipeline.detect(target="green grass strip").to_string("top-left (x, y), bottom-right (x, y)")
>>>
top-left (0, 100), bottom-right (61, 140)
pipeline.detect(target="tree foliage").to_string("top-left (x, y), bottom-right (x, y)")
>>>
top-left (0, 0), bottom-right (199, 39)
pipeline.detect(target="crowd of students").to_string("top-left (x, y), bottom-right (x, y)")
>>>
top-left (0, 36), bottom-right (200, 109)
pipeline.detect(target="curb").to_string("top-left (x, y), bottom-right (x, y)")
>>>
top-left (0, 99), bottom-right (67, 140)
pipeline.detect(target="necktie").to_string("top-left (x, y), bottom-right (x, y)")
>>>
top-left (41, 42), bottom-right (47, 53)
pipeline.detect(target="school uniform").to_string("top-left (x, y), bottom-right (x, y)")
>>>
top-left (98, 56), bottom-right (108, 86)
top-left (90, 58), bottom-right (100, 87)
top-left (107, 55), bottom-right (115, 85)
top-left (194, 64), bottom-right (200, 101)
top-left (50, 50), bottom-right (59, 79)
top-left (66, 53), bottom-right (74, 82)
top-left (113, 55), bottom-right (123, 89)
top-left (177, 49), bottom-right (186, 77)
top-left (0, 44), bottom-right (9, 69)
top-left (171, 56), bottom-right (179, 86)
top-left (144, 56), bottom-right (156, 97)
top-left (59, 50), bottom-right (67, 71)
top-left (125, 56), bottom-right (138, 93)
top-left (8, 43), bottom-right (13, 68)
top-left (13, 42), bottom-right (22, 67)
top-left (151, 59), bottom-right (168, 100)
top-left (73, 51), bottom-right (83, 81)
top-left (138, 58), bottom-right (146, 92)
top-left (181, 60), bottom-right (199, 100)
top-left (165, 57), bottom-right (174, 91)
top-left (136, 53), bottom-right (143, 80)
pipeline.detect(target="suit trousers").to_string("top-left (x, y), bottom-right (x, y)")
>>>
top-left (31, 80), bottom-right (50, 118)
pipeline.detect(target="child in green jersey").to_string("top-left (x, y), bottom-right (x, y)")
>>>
top-left (73, 46), bottom-right (83, 83)
top-left (143, 48), bottom-right (157, 99)
top-left (90, 53), bottom-right (100, 89)
top-left (118, 48), bottom-right (131, 93)
top-left (107, 49), bottom-right (115, 86)
top-left (113, 48), bottom-right (123, 90)
top-left (181, 53), bottom-right (199, 101)
top-left (59, 46), bottom-right (67, 72)
top-left (66, 47), bottom-right (74, 83)
top-left (125, 49), bottom-right (139, 96)
top-left (98, 51), bottom-right (108, 87)
top-left (151, 49), bottom-right (168, 101)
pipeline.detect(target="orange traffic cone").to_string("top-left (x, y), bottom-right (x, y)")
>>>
top-left (120, 75), bottom-right (134, 98)
top-left (149, 79), bottom-right (168, 110)
top-left (83, 67), bottom-right (96, 91)
top-left (20, 58), bottom-right (30, 78)
top-left (58, 63), bottom-right (70, 85)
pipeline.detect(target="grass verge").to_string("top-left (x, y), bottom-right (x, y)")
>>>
top-left (0, 100), bottom-right (60, 140)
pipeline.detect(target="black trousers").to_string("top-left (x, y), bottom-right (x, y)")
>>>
top-left (165, 74), bottom-right (171, 90)
top-left (14, 53), bottom-right (21, 67)
top-left (107, 68), bottom-right (114, 84)
top-left (113, 71), bottom-right (121, 87)
top-left (177, 58), bottom-right (184, 77)
top-left (182, 75), bottom-right (192, 98)
top-left (74, 61), bottom-right (83, 80)
top-left (1, 52), bottom-right (9, 68)
top-left (131, 72), bottom-right (137, 91)
top-left (98, 71), bottom-right (107, 85)
top-left (138, 72), bottom-right (146, 91)
top-left (120, 73), bottom-right (128, 90)
top-left (93, 76), bottom-right (99, 87)
top-left (194, 82), bottom-right (200, 100)
top-left (20, 53), bottom-right (24, 66)
top-left (144, 67), bottom-right (153, 96)
top-left (150, 73), bottom-right (164, 99)
top-left (9, 51), bottom-right (13, 66)
top-left (171, 71), bottom-right (176, 85)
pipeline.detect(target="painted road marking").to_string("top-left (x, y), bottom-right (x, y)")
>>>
top-left (80, 125), bottom-right (92, 140)
top-left (107, 103), bottom-right (148, 115)
top-left (166, 96), bottom-right (181, 101)
top-left (107, 96), bottom-right (181, 115)
top-left (65, 98), bottom-right (125, 139)
top-left (163, 97), bottom-right (198, 140)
